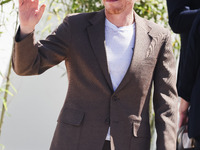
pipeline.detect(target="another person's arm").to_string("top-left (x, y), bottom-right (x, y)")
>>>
top-left (167, 0), bottom-right (200, 33)
top-left (178, 14), bottom-right (200, 102)
top-left (177, 14), bottom-right (200, 128)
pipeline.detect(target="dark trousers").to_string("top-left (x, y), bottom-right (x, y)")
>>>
top-left (102, 141), bottom-right (111, 150)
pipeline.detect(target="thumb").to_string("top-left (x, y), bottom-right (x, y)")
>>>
top-left (178, 113), bottom-right (188, 128)
top-left (37, 4), bottom-right (46, 21)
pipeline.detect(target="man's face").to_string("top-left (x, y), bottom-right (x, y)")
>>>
top-left (102, 0), bottom-right (135, 15)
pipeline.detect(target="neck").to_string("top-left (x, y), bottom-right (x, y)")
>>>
top-left (105, 9), bottom-right (134, 27)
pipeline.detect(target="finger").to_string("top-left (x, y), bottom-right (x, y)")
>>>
top-left (179, 114), bottom-right (188, 128)
top-left (178, 118), bottom-right (183, 128)
top-left (186, 115), bottom-right (188, 123)
top-left (185, 125), bottom-right (188, 132)
top-left (19, 0), bottom-right (38, 10)
top-left (31, 0), bottom-right (39, 9)
top-left (178, 115), bottom-right (185, 128)
top-left (19, 0), bottom-right (25, 6)
top-left (36, 4), bottom-right (46, 20)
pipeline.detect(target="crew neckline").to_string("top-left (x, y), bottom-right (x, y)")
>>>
top-left (105, 18), bottom-right (135, 31)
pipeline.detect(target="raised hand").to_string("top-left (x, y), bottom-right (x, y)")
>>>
top-left (19, 0), bottom-right (46, 36)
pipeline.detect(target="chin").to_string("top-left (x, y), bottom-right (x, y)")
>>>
top-left (106, 8), bottom-right (122, 14)
top-left (104, 5), bottom-right (124, 14)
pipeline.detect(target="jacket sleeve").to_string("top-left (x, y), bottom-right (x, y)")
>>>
top-left (12, 16), bottom-right (71, 76)
top-left (167, 0), bottom-right (200, 33)
top-left (178, 14), bottom-right (200, 102)
top-left (153, 30), bottom-right (178, 150)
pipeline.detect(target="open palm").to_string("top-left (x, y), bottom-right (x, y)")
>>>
top-left (19, 0), bottom-right (45, 34)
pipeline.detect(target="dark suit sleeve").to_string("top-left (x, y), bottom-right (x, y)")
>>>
top-left (153, 30), bottom-right (178, 150)
top-left (167, 0), bottom-right (200, 33)
top-left (178, 14), bottom-right (200, 102)
top-left (12, 16), bottom-right (71, 75)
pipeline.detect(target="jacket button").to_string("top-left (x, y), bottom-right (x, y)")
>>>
top-left (105, 118), bottom-right (110, 125)
top-left (112, 95), bottom-right (119, 101)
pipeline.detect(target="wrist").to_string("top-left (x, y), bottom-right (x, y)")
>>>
top-left (19, 25), bottom-right (34, 40)
top-left (20, 24), bottom-right (34, 33)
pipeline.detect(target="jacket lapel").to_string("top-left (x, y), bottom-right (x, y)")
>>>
top-left (87, 10), bottom-right (155, 93)
top-left (87, 10), bottom-right (114, 91)
top-left (114, 12), bottom-right (153, 93)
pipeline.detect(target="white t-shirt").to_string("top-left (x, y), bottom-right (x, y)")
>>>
top-left (105, 18), bottom-right (136, 140)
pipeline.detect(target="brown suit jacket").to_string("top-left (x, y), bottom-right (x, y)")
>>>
top-left (13, 10), bottom-right (178, 150)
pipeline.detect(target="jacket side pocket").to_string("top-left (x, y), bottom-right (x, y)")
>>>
top-left (130, 118), bottom-right (150, 138)
top-left (57, 107), bottom-right (85, 126)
